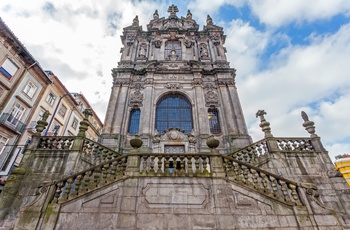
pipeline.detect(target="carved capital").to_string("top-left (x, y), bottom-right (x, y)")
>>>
top-left (192, 78), bottom-right (203, 87)
top-left (217, 79), bottom-right (235, 86)
top-left (114, 79), bottom-right (131, 86)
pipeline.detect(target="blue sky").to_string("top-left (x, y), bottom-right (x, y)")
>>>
top-left (1, 0), bottom-right (350, 161)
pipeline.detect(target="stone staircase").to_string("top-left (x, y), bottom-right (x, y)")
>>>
top-left (50, 151), bottom-right (315, 207)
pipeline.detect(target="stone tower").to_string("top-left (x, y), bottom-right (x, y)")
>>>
top-left (101, 5), bottom-right (252, 153)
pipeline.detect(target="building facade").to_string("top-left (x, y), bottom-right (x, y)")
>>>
top-left (101, 5), bottom-right (251, 154)
top-left (0, 18), bottom-right (51, 178)
top-left (0, 19), bottom-right (103, 189)
top-left (0, 6), bottom-right (350, 230)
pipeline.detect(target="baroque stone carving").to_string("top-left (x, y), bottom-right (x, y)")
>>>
top-left (114, 79), bottom-right (130, 86)
top-left (205, 90), bottom-right (219, 107)
top-left (192, 78), bottom-right (203, 87)
top-left (162, 75), bottom-right (184, 80)
top-left (152, 40), bottom-right (162, 48)
top-left (165, 82), bottom-right (182, 90)
top-left (204, 82), bottom-right (217, 90)
top-left (138, 43), bottom-right (147, 59)
top-left (126, 34), bottom-right (135, 46)
top-left (199, 43), bottom-right (209, 59)
top-left (184, 39), bottom-right (193, 48)
top-left (130, 90), bottom-right (143, 107)
top-left (217, 79), bottom-right (235, 86)
top-left (144, 78), bottom-right (154, 85)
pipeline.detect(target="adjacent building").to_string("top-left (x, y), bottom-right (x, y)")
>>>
top-left (0, 18), bottom-right (51, 178)
top-left (0, 18), bottom-right (103, 190)
top-left (334, 154), bottom-right (350, 186)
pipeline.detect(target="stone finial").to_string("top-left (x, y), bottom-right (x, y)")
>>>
top-left (132, 16), bottom-right (139, 27)
top-left (153, 10), bottom-right (159, 20)
top-left (168, 4), bottom-right (179, 18)
top-left (301, 111), bottom-right (317, 137)
top-left (83, 108), bottom-right (93, 119)
top-left (34, 110), bottom-right (50, 136)
top-left (186, 10), bottom-right (192, 19)
top-left (42, 110), bottom-right (50, 121)
top-left (207, 15), bottom-right (213, 25)
top-left (77, 109), bottom-right (93, 138)
top-left (256, 110), bottom-right (273, 137)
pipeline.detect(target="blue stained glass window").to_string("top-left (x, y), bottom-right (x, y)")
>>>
top-left (128, 109), bottom-right (141, 134)
top-left (156, 94), bottom-right (193, 133)
top-left (208, 108), bottom-right (221, 134)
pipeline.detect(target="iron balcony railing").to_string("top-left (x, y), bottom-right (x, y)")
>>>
top-left (0, 113), bottom-right (26, 133)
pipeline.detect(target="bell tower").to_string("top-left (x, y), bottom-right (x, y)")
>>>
top-left (101, 5), bottom-right (252, 153)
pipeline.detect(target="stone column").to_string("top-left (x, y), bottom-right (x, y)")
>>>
top-left (193, 73), bottom-right (208, 135)
top-left (226, 82), bottom-right (249, 135)
top-left (141, 76), bottom-right (154, 135)
top-left (111, 82), bottom-right (130, 134)
top-left (218, 81), bottom-right (236, 134)
top-left (102, 84), bottom-right (122, 134)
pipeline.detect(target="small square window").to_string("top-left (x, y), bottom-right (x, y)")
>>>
top-left (23, 81), bottom-right (37, 98)
top-left (58, 104), bottom-right (67, 118)
top-left (0, 58), bottom-right (18, 79)
top-left (47, 92), bottom-right (56, 106)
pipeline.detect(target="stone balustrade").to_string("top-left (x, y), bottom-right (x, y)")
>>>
top-left (138, 153), bottom-right (211, 176)
top-left (223, 155), bottom-right (303, 206)
top-left (52, 155), bottom-right (128, 203)
top-left (50, 152), bottom-right (312, 207)
top-left (81, 138), bottom-right (122, 164)
top-left (228, 139), bottom-right (269, 163)
top-left (276, 138), bottom-right (314, 152)
top-left (37, 136), bottom-right (75, 150)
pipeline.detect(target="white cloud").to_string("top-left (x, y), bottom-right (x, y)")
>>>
top-left (248, 0), bottom-right (350, 27)
top-left (238, 22), bottom-right (350, 161)
top-left (224, 19), bottom-right (270, 78)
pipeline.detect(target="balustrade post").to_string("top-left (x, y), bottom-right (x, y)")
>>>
top-left (207, 135), bottom-right (225, 177)
top-left (125, 136), bottom-right (143, 176)
top-left (301, 111), bottom-right (325, 152)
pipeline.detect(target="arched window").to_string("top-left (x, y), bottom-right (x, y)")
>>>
top-left (128, 109), bottom-right (141, 134)
top-left (156, 94), bottom-right (192, 133)
top-left (208, 108), bottom-right (221, 134)
top-left (165, 41), bottom-right (181, 60)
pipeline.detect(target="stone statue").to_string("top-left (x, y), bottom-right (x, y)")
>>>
top-left (200, 43), bottom-right (209, 58)
top-left (186, 10), bottom-right (192, 19)
top-left (207, 15), bottom-right (213, 25)
top-left (169, 49), bottom-right (178, 60)
top-left (153, 10), bottom-right (159, 20)
top-left (132, 16), bottom-right (139, 27)
top-left (139, 45), bottom-right (147, 58)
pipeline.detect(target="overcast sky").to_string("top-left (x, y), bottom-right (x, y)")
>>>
top-left (1, 0), bottom-right (350, 161)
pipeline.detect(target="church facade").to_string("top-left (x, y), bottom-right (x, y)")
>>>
top-left (0, 5), bottom-right (350, 230)
top-left (100, 5), bottom-right (251, 154)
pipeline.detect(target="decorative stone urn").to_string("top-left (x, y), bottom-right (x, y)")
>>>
top-left (130, 135), bottom-right (143, 149)
top-left (206, 135), bottom-right (219, 149)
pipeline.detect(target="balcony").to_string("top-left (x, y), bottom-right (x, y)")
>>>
top-left (0, 113), bottom-right (26, 133)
